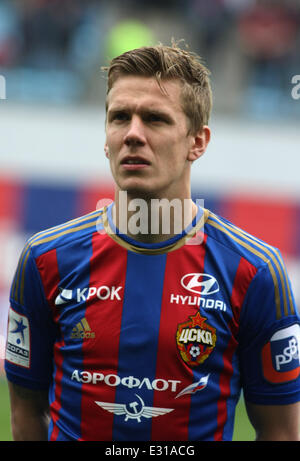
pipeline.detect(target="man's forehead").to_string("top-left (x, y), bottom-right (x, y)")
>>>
top-left (106, 76), bottom-right (183, 111)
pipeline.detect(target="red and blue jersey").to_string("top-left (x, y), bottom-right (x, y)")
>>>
top-left (5, 204), bottom-right (300, 441)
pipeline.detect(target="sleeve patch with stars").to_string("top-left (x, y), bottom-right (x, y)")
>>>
top-left (5, 308), bottom-right (30, 369)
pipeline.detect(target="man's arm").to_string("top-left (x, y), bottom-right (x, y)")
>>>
top-left (245, 401), bottom-right (300, 441)
top-left (7, 381), bottom-right (50, 441)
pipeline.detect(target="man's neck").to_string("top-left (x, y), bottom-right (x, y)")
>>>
top-left (112, 191), bottom-right (199, 244)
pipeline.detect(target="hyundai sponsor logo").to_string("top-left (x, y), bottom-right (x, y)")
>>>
top-left (181, 273), bottom-right (219, 296)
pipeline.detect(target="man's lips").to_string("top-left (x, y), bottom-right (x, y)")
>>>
top-left (121, 155), bottom-right (151, 169)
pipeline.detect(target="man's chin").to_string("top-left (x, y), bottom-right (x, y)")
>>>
top-left (117, 182), bottom-right (158, 201)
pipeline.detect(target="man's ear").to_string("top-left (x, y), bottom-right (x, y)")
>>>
top-left (104, 143), bottom-right (109, 158)
top-left (188, 126), bottom-right (211, 162)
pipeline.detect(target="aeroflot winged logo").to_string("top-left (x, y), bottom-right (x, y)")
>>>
top-left (181, 273), bottom-right (219, 296)
top-left (95, 394), bottom-right (173, 423)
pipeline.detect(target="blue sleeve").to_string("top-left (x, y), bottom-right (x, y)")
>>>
top-left (238, 256), bottom-right (300, 405)
top-left (5, 244), bottom-right (57, 390)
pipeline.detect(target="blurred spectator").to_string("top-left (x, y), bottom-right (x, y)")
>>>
top-left (0, 1), bottom-right (20, 67)
top-left (223, 0), bottom-right (255, 14)
top-left (238, 0), bottom-right (299, 91)
top-left (111, 0), bottom-right (183, 11)
top-left (185, 0), bottom-right (231, 65)
top-left (0, 0), bottom-right (299, 114)
top-left (1, 0), bottom-right (105, 104)
top-left (16, 0), bottom-right (83, 69)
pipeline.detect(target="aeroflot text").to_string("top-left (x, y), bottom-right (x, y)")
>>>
top-left (170, 294), bottom-right (227, 311)
top-left (71, 370), bottom-right (181, 392)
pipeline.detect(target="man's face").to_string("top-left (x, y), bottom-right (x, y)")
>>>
top-left (105, 76), bottom-right (207, 200)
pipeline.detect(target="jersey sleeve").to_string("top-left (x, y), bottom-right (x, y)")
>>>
top-left (5, 243), bottom-right (57, 390)
top-left (238, 253), bottom-right (300, 405)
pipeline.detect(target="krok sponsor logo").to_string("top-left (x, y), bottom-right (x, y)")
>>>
top-left (55, 285), bottom-right (123, 305)
top-left (55, 288), bottom-right (73, 305)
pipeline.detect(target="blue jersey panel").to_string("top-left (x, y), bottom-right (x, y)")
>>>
top-left (112, 251), bottom-right (167, 440)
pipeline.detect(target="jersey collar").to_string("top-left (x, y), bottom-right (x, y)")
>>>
top-left (102, 202), bottom-right (208, 255)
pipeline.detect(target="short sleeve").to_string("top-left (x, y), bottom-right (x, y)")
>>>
top-left (238, 256), bottom-right (300, 405)
top-left (5, 244), bottom-right (57, 389)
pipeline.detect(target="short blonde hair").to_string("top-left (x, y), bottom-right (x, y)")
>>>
top-left (102, 42), bottom-right (213, 134)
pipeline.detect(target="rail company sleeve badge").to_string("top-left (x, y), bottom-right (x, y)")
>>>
top-left (5, 308), bottom-right (30, 368)
top-left (176, 312), bottom-right (217, 367)
top-left (261, 324), bottom-right (300, 384)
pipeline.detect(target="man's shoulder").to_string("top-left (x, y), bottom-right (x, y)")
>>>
top-left (204, 209), bottom-right (282, 270)
top-left (26, 208), bottom-right (104, 258)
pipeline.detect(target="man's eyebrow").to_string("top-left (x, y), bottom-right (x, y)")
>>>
top-left (107, 104), bottom-right (126, 112)
top-left (107, 105), bottom-right (174, 120)
top-left (142, 108), bottom-right (173, 118)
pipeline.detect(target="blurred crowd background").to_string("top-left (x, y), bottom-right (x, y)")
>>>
top-left (0, 0), bottom-right (300, 369)
top-left (1, 0), bottom-right (300, 115)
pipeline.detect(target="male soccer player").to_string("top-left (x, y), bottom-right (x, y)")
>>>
top-left (5, 43), bottom-right (300, 441)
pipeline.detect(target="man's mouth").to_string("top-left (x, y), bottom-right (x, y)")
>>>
top-left (121, 156), bottom-right (150, 169)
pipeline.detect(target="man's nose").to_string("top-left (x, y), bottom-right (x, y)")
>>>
top-left (123, 116), bottom-right (146, 147)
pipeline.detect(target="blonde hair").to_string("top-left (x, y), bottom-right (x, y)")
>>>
top-left (102, 42), bottom-right (212, 134)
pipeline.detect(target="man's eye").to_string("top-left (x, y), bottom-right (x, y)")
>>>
top-left (111, 112), bottom-right (129, 121)
top-left (147, 114), bottom-right (164, 123)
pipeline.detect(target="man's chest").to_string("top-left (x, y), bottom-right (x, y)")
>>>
top-left (51, 245), bottom-right (239, 374)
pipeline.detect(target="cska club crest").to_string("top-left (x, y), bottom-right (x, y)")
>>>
top-left (176, 312), bottom-right (217, 367)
